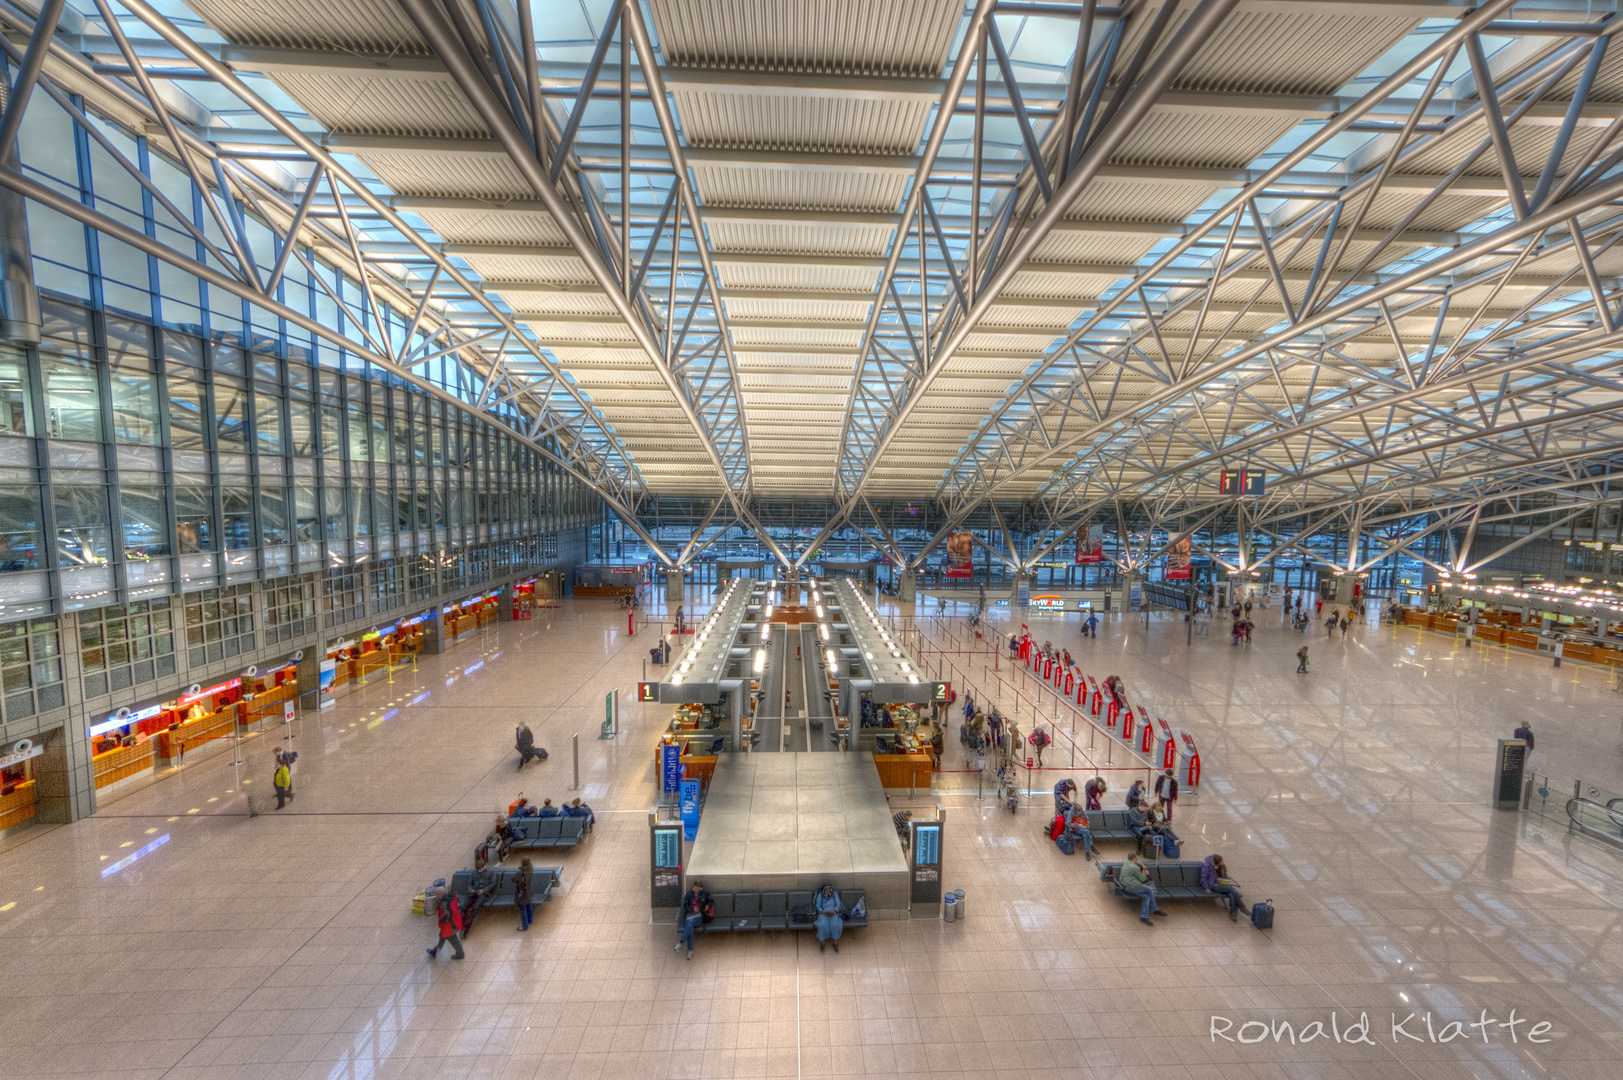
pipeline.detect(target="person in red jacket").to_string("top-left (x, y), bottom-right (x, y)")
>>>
top-left (427, 886), bottom-right (465, 960)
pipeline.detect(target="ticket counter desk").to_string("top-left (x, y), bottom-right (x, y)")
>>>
top-left (92, 736), bottom-right (156, 794)
top-left (0, 778), bottom-right (35, 831)
top-left (1, 749), bottom-right (39, 831)
top-left (240, 664), bottom-right (300, 729)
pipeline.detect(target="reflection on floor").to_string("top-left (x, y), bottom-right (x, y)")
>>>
top-left (0, 592), bottom-right (1619, 1079)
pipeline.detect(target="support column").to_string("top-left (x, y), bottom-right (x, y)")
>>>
top-left (498, 580), bottom-right (515, 621)
top-left (1010, 572), bottom-right (1030, 609)
top-left (1334, 573), bottom-right (1355, 605)
top-left (666, 565), bottom-right (685, 603)
top-left (421, 605), bottom-right (449, 654)
top-left (898, 568), bottom-right (916, 603)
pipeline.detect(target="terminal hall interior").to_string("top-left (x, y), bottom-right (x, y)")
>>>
top-left (4, 0), bottom-right (1623, 1077)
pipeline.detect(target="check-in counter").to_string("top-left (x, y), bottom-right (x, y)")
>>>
top-left (156, 708), bottom-right (238, 762)
top-left (682, 754), bottom-right (719, 791)
top-left (242, 679), bottom-right (298, 727)
top-left (0, 779), bottom-right (35, 831)
top-left (872, 752), bottom-right (933, 791)
top-left (93, 740), bottom-right (155, 790)
top-left (1474, 624), bottom-right (1505, 644)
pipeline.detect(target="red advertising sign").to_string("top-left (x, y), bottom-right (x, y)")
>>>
top-left (1165, 534), bottom-right (1193, 581)
top-left (1075, 523), bottom-right (1103, 564)
top-left (944, 530), bottom-right (974, 578)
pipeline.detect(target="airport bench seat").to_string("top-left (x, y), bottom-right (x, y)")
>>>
top-left (1039, 809), bottom-right (1141, 844)
top-left (1095, 861), bottom-right (1227, 905)
top-left (508, 815), bottom-right (588, 851)
top-left (700, 889), bottom-right (867, 932)
top-left (449, 865), bottom-right (564, 933)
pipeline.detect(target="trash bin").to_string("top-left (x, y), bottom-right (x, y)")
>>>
top-left (943, 893), bottom-right (957, 922)
top-left (954, 889), bottom-right (966, 920)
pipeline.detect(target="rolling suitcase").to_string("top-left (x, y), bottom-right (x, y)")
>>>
top-left (1251, 899), bottom-right (1274, 930)
top-left (1056, 832), bottom-right (1075, 855)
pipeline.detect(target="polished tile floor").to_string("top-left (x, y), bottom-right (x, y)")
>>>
top-left (1, 591), bottom-right (1620, 1080)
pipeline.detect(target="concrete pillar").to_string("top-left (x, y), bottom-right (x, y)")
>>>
top-left (1010, 573), bottom-right (1030, 608)
top-left (666, 566), bottom-right (685, 603)
top-left (898, 569), bottom-right (916, 603)
top-left (421, 606), bottom-right (449, 654)
top-left (498, 581), bottom-right (515, 621)
top-left (1334, 573), bottom-right (1355, 605)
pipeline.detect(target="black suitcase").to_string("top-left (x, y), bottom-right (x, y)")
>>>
top-left (1251, 899), bottom-right (1274, 930)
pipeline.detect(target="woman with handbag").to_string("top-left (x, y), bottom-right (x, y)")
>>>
top-left (815, 885), bottom-right (844, 953)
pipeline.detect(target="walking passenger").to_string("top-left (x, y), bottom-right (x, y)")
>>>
top-left (273, 757), bottom-right (293, 809)
top-left (893, 809), bottom-right (912, 850)
top-left (426, 886), bottom-right (465, 959)
top-left (1297, 645), bottom-right (1310, 674)
top-left (1326, 610), bottom-right (1339, 637)
top-left (515, 723), bottom-right (541, 769)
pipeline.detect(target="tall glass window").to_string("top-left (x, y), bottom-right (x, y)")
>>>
top-left (105, 317), bottom-right (161, 445)
top-left (0, 349), bottom-right (33, 436)
top-left (0, 618), bottom-right (65, 720)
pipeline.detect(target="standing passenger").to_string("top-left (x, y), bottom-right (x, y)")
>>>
top-left (273, 758), bottom-right (293, 810)
top-left (514, 857), bottom-right (535, 931)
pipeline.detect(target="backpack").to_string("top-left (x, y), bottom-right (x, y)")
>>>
top-left (1056, 831), bottom-right (1075, 855)
top-left (1029, 730), bottom-right (1049, 749)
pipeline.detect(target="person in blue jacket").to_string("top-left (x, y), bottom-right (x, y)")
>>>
top-left (1053, 778), bottom-right (1077, 815)
top-left (815, 885), bottom-right (843, 953)
top-left (566, 797), bottom-right (595, 831)
top-left (536, 798), bottom-right (562, 818)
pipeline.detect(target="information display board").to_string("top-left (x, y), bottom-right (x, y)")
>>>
top-left (910, 820), bottom-right (943, 912)
top-left (651, 822), bottom-right (684, 912)
top-left (1494, 739), bottom-right (1527, 811)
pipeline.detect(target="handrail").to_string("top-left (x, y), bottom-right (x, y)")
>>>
top-left (1567, 797), bottom-right (1623, 851)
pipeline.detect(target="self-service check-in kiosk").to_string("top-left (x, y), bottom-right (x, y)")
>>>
top-left (1153, 718), bottom-right (1177, 770)
top-left (1089, 678), bottom-right (1102, 716)
top-left (1119, 701), bottom-right (1136, 744)
top-left (1176, 730), bottom-right (1201, 789)
top-left (1137, 708), bottom-right (1155, 755)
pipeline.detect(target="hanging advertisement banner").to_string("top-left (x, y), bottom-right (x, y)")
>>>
top-left (1165, 535), bottom-right (1193, 581)
top-left (943, 530), bottom-right (975, 578)
top-left (1075, 523), bottom-right (1104, 564)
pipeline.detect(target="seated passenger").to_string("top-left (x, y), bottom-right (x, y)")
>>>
top-left (536, 798), bottom-right (561, 818)
top-left (1117, 852), bottom-right (1166, 925)
top-left (508, 795), bottom-right (529, 818)
top-left (1064, 806), bottom-right (1095, 860)
top-left (566, 798), bottom-right (595, 829)
top-left (1201, 853), bottom-right (1249, 921)
top-left (464, 864), bottom-right (499, 928)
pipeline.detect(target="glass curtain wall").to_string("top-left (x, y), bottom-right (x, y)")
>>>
top-left (0, 81), bottom-right (600, 634)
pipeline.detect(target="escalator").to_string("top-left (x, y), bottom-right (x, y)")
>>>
top-left (1566, 797), bottom-right (1623, 852)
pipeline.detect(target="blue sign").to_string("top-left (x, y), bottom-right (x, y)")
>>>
top-left (661, 744), bottom-right (682, 793)
top-left (680, 779), bottom-right (701, 841)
